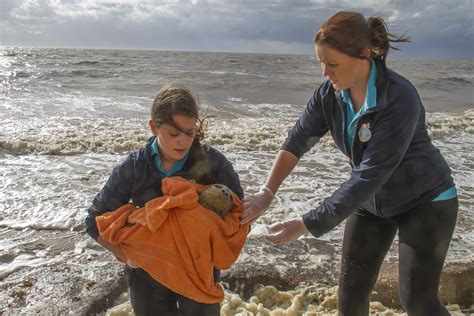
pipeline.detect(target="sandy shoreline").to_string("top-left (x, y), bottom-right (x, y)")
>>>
top-left (0, 229), bottom-right (472, 315)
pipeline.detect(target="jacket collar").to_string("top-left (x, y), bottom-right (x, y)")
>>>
top-left (144, 136), bottom-right (162, 179)
top-left (332, 57), bottom-right (390, 114)
top-left (372, 58), bottom-right (390, 111)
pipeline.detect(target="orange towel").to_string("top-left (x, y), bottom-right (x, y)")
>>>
top-left (96, 176), bottom-right (249, 304)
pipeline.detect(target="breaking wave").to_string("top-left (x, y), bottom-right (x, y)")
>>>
top-left (0, 110), bottom-right (472, 155)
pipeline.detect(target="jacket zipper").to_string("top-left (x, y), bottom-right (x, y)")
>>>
top-left (335, 92), bottom-right (351, 156)
top-left (351, 112), bottom-right (384, 217)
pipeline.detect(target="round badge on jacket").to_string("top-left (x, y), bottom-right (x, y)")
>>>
top-left (358, 123), bottom-right (372, 142)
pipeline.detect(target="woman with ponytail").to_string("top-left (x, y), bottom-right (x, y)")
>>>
top-left (241, 11), bottom-right (457, 316)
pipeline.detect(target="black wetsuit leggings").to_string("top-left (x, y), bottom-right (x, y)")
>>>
top-left (128, 267), bottom-right (220, 316)
top-left (338, 197), bottom-right (458, 316)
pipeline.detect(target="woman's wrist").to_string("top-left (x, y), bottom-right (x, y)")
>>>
top-left (261, 185), bottom-right (275, 198)
top-left (300, 217), bottom-right (311, 236)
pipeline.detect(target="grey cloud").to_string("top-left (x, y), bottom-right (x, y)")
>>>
top-left (383, 0), bottom-right (474, 58)
top-left (390, 0), bottom-right (417, 8)
top-left (0, 0), bottom-right (18, 19)
top-left (0, 0), bottom-right (472, 59)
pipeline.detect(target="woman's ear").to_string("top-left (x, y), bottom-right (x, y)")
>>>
top-left (364, 48), bottom-right (372, 59)
top-left (149, 119), bottom-right (159, 135)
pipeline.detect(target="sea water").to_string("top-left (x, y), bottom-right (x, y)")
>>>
top-left (0, 47), bottom-right (473, 312)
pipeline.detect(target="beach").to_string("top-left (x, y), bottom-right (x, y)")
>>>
top-left (0, 47), bottom-right (473, 314)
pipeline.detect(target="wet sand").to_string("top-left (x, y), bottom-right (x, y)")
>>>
top-left (0, 229), bottom-right (127, 315)
top-left (1, 231), bottom-right (472, 315)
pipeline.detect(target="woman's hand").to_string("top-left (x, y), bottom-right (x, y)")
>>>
top-left (240, 186), bottom-right (275, 224)
top-left (97, 235), bottom-right (127, 263)
top-left (264, 218), bottom-right (309, 244)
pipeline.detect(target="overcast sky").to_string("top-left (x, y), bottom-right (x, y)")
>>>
top-left (1, 0), bottom-right (473, 60)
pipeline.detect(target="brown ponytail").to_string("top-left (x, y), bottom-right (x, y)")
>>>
top-left (367, 16), bottom-right (411, 60)
top-left (315, 11), bottom-right (410, 61)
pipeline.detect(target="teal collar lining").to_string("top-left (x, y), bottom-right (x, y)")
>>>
top-left (150, 138), bottom-right (189, 177)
